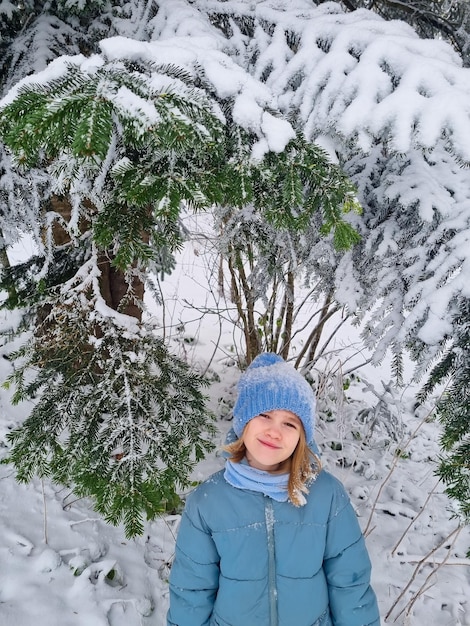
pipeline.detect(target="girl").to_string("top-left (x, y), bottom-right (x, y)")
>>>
top-left (167, 353), bottom-right (380, 626)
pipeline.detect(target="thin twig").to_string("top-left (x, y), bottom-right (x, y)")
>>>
top-left (401, 559), bottom-right (468, 566)
top-left (69, 517), bottom-right (103, 527)
top-left (394, 526), bottom-right (462, 622)
top-left (364, 394), bottom-right (442, 537)
top-left (385, 525), bottom-right (461, 622)
top-left (62, 495), bottom-right (86, 510)
top-left (391, 478), bottom-right (441, 556)
top-left (202, 317), bottom-right (223, 377)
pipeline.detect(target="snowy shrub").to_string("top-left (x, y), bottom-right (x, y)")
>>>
top-left (2, 271), bottom-right (215, 537)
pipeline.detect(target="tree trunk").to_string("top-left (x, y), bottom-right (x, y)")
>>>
top-left (48, 195), bottom-right (146, 321)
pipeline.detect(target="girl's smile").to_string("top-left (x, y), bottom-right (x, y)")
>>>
top-left (243, 409), bottom-right (302, 472)
top-left (258, 439), bottom-right (281, 449)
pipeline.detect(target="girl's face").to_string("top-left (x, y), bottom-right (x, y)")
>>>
top-left (243, 409), bottom-right (302, 473)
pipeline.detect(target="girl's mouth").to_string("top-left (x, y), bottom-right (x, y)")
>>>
top-left (258, 439), bottom-right (280, 449)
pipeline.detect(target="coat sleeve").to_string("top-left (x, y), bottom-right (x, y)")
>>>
top-left (323, 479), bottom-right (381, 626)
top-left (167, 491), bottom-right (220, 626)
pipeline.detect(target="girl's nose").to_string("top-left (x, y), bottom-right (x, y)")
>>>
top-left (266, 424), bottom-right (281, 438)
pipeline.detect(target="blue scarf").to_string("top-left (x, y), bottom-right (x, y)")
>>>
top-left (224, 459), bottom-right (289, 502)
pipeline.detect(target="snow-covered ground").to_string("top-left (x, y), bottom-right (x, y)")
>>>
top-left (0, 240), bottom-right (469, 626)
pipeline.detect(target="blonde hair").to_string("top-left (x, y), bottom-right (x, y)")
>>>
top-left (224, 425), bottom-right (321, 506)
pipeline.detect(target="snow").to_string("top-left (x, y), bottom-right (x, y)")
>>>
top-left (1, 240), bottom-right (469, 626)
top-left (2, 0), bottom-right (470, 361)
top-left (100, 33), bottom-right (296, 160)
top-left (0, 55), bottom-right (101, 108)
top-left (0, 1), bottom-right (17, 19)
top-left (1, 1), bottom-right (470, 624)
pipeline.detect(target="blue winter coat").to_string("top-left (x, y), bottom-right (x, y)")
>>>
top-left (167, 468), bottom-right (380, 626)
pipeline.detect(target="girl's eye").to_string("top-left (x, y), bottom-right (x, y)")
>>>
top-left (285, 422), bottom-right (297, 429)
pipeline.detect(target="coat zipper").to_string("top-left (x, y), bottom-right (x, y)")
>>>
top-left (264, 498), bottom-right (278, 626)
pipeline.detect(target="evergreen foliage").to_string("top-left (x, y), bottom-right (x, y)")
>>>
top-left (253, 136), bottom-right (361, 247)
top-left (2, 264), bottom-right (215, 538)
top-left (417, 297), bottom-right (470, 546)
top-left (333, 0), bottom-right (470, 67)
top-left (0, 55), bottom-right (360, 268)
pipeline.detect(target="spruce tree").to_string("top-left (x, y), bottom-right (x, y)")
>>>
top-left (3, 279), bottom-right (214, 538)
top-left (0, 40), bottom-right (359, 536)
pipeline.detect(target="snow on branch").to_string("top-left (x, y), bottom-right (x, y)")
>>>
top-left (99, 34), bottom-right (295, 159)
top-left (214, 1), bottom-right (470, 162)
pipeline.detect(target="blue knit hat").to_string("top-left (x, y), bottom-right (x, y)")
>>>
top-left (233, 353), bottom-right (317, 448)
